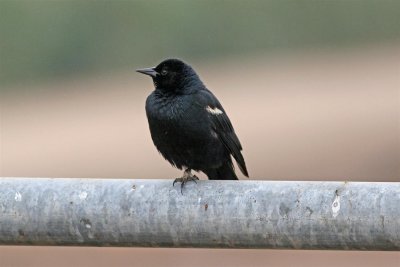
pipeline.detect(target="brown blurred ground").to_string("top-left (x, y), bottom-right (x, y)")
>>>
top-left (0, 247), bottom-right (399, 267)
top-left (0, 45), bottom-right (399, 266)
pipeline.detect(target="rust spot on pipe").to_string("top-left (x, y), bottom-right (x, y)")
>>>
top-left (18, 229), bottom-right (25, 238)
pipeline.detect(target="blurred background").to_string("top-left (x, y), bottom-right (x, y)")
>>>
top-left (0, 1), bottom-right (399, 266)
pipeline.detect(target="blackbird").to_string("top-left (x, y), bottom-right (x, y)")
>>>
top-left (137, 59), bottom-right (248, 191)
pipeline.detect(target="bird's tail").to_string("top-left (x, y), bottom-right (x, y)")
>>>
top-left (204, 161), bottom-right (238, 180)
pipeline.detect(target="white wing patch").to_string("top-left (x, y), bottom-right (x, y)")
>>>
top-left (206, 106), bottom-right (223, 115)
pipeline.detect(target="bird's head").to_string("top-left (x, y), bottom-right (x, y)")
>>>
top-left (136, 58), bottom-right (203, 94)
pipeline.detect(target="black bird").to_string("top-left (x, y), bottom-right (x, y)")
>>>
top-left (137, 59), bottom-right (248, 190)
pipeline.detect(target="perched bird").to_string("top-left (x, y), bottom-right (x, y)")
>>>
top-left (137, 59), bottom-right (248, 190)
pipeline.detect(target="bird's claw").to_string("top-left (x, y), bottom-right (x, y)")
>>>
top-left (173, 172), bottom-right (199, 194)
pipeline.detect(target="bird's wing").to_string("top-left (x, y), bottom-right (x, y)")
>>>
top-left (197, 89), bottom-right (248, 177)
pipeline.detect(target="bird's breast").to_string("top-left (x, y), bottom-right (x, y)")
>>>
top-left (146, 92), bottom-right (186, 123)
top-left (145, 92), bottom-right (211, 142)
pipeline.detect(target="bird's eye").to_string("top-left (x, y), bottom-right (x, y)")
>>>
top-left (161, 69), bottom-right (168, 76)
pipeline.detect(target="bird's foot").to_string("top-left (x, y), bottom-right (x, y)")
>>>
top-left (173, 169), bottom-right (199, 194)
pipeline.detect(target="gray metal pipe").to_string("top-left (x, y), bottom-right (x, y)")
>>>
top-left (0, 178), bottom-right (399, 250)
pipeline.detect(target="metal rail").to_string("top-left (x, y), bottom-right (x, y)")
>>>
top-left (0, 178), bottom-right (399, 250)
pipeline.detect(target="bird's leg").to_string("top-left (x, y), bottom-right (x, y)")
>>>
top-left (173, 169), bottom-right (199, 193)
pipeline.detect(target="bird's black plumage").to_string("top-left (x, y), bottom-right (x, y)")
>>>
top-left (137, 59), bottom-right (248, 182)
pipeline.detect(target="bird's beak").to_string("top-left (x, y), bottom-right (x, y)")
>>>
top-left (136, 67), bottom-right (158, 78)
